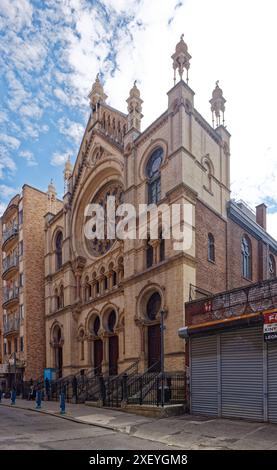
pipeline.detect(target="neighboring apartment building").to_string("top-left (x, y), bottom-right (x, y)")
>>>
top-left (0, 184), bottom-right (60, 387)
top-left (44, 37), bottom-right (277, 380)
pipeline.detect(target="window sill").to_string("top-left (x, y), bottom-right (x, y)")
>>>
top-left (208, 258), bottom-right (216, 264)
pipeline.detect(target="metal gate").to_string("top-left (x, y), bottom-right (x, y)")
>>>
top-left (268, 341), bottom-right (277, 423)
top-left (190, 335), bottom-right (218, 416)
top-left (221, 326), bottom-right (264, 421)
top-left (190, 325), bottom-right (277, 422)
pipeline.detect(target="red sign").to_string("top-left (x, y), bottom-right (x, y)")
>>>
top-left (264, 312), bottom-right (277, 324)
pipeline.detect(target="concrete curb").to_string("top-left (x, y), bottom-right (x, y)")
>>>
top-left (0, 402), bottom-right (119, 433)
top-left (0, 401), bottom-right (182, 448)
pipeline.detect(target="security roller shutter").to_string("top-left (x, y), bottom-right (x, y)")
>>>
top-left (221, 326), bottom-right (264, 421)
top-left (268, 341), bottom-right (277, 423)
top-left (190, 335), bottom-right (218, 416)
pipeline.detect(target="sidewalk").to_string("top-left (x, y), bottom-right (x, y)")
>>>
top-left (1, 398), bottom-right (277, 449)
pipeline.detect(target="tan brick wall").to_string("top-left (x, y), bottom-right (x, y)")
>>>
top-left (195, 200), bottom-right (227, 294)
top-left (22, 185), bottom-right (48, 380)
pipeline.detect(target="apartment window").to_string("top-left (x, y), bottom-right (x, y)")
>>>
top-left (19, 273), bottom-right (24, 287)
top-left (20, 304), bottom-right (24, 321)
top-left (19, 240), bottom-right (24, 256)
top-left (20, 336), bottom-right (24, 352)
top-left (242, 235), bottom-right (252, 279)
top-left (14, 337), bottom-right (18, 353)
top-left (208, 233), bottom-right (215, 262)
top-left (8, 340), bottom-right (11, 355)
top-left (4, 342), bottom-right (7, 355)
top-left (18, 210), bottom-right (23, 225)
top-left (269, 254), bottom-right (276, 279)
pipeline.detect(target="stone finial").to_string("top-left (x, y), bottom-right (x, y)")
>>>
top-left (171, 34), bottom-right (192, 85)
top-left (126, 80), bottom-right (143, 132)
top-left (209, 81), bottom-right (226, 128)
top-left (47, 179), bottom-right (57, 213)
top-left (88, 73), bottom-right (107, 109)
top-left (64, 155), bottom-right (73, 194)
top-left (64, 155), bottom-right (72, 181)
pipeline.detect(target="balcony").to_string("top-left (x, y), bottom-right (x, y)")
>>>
top-left (3, 314), bottom-right (20, 336)
top-left (3, 286), bottom-right (19, 308)
top-left (2, 255), bottom-right (18, 280)
top-left (2, 225), bottom-right (19, 251)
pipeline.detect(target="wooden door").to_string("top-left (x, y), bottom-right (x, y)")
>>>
top-left (94, 339), bottom-right (103, 373)
top-left (109, 335), bottom-right (119, 376)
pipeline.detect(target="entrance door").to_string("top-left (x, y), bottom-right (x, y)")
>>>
top-left (93, 339), bottom-right (103, 373)
top-left (148, 324), bottom-right (161, 371)
top-left (55, 347), bottom-right (63, 378)
top-left (109, 335), bottom-right (118, 376)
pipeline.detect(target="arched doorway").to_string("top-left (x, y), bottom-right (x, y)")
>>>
top-left (108, 310), bottom-right (118, 376)
top-left (147, 292), bottom-right (161, 371)
top-left (53, 325), bottom-right (63, 378)
top-left (90, 316), bottom-right (103, 374)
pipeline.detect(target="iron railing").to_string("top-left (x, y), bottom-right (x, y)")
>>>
top-left (2, 225), bottom-right (19, 244)
top-left (3, 286), bottom-right (19, 304)
top-left (3, 255), bottom-right (18, 274)
top-left (3, 314), bottom-right (20, 335)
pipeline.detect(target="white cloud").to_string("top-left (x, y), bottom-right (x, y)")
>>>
top-left (0, 133), bottom-right (20, 150)
top-left (0, 148), bottom-right (17, 178)
top-left (19, 150), bottom-right (38, 167)
top-left (58, 117), bottom-right (84, 145)
top-left (20, 103), bottom-right (43, 119)
top-left (51, 151), bottom-right (70, 167)
top-left (0, 184), bottom-right (18, 199)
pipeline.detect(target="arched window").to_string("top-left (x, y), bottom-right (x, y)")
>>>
top-left (242, 236), bottom-right (252, 279)
top-left (55, 288), bottom-right (60, 310)
top-left (208, 233), bottom-right (215, 262)
top-left (96, 280), bottom-right (100, 295)
top-left (84, 277), bottom-right (91, 301)
top-left (104, 276), bottom-right (108, 291)
top-left (55, 231), bottom-right (63, 270)
top-left (112, 271), bottom-right (117, 287)
top-left (146, 147), bottom-right (163, 204)
top-left (146, 237), bottom-right (153, 268)
top-left (146, 292), bottom-right (161, 321)
top-left (93, 316), bottom-right (100, 336)
top-left (269, 254), bottom-right (276, 279)
top-left (159, 230), bottom-right (165, 262)
top-left (60, 285), bottom-right (64, 309)
top-left (108, 310), bottom-right (117, 333)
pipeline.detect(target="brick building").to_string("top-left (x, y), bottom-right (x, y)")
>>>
top-left (0, 184), bottom-right (61, 387)
top-left (43, 37), bottom-right (277, 380)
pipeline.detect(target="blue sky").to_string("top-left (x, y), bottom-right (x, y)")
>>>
top-left (1, 0), bottom-right (277, 235)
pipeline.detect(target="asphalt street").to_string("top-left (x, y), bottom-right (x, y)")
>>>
top-left (0, 405), bottom-right (181, 450)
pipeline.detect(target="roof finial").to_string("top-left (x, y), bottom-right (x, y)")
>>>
top-left (88, 72), bottom-right (107, 109)
top-left (210, 81), bottom-right (226, 128)
top-left (171, 35), bottom-right (191, 85)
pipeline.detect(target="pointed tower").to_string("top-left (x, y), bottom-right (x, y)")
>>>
top-left (171, 34), bottom-right (192, 85)
top-left (209, 81), bottom-right (226, 128)
top-left (126, 80), bottom-right (143, 132)
top-left (63, 155), bottom-right (73, 194)
top-left (88, 73), bottom-right (107, 109)
top-left (47, 179), bottom-right (57, 214)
